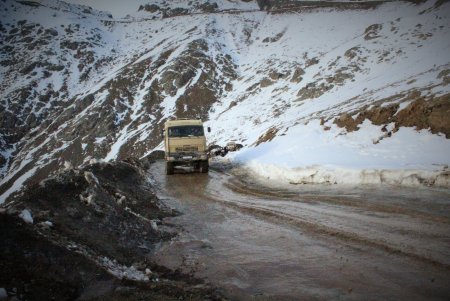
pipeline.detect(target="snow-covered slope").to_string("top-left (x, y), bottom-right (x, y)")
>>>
top-left (1, 0), bottom-right (449, 202)
top-left (204, 0), bottom-right (450, 186)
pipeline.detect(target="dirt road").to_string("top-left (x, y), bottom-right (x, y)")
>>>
top-left (148, 160), bottom-right (450, 300)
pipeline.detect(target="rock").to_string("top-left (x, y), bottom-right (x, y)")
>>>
top-left (198, 2), bottom-right (218, 13)
top-left (138, 4), bottom-right (160, 13)
top-left (305, 57), bottom-right (319, 67)
top-left (290, 67), bottom-right (305, 83)
top-left (260, 78), bottom-right (274, 88)
top-left (364, 24), bottom-right (382, 40)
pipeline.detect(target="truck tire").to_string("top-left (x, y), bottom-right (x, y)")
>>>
top-left (199, 160), bottom-right (209, 173)
top-left (166, 161), bottom-right (174, 175)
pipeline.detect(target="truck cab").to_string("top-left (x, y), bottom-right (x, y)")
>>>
top-left (163, 119), bottom-right (210, 175)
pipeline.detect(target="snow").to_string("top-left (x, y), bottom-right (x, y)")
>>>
top-left (115, 192), bottom-right (126, 205)
top-left (1, 0), bottom-right (450, 201)
top-left (94, 137), bottom-right (107, 144)
top-left (79, 193), bottom-right (95, 205)
top-left (227, 120), bottom-right (450, 186)
top-left (150, 220), bottom-right (158, 231)
top-left (39, 220), bottom-right (54, 228)
top-left (201, 0), bottom-right (450, 187)
top-left (244, 161), bottom-right (446, 187)
top-left (99, 256), bottom-right (149, 281)
top-left (63, 161), bottom-right (73, 170)
top-left (0, 288), bottom-right (6, 300)
top-left (84, 171), bottom-right (99, 185)
top-left (0, 166), bottom-right (39, 204)
top-left (19, 209), bottom-right (33, 224)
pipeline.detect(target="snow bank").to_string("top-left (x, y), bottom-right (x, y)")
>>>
top-left (229, 121), bottom-right (450, 187)
top-left (244, 161), bottom-right (449, 187)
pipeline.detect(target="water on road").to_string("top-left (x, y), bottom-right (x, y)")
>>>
top-left (148, 161), bottom-right (450, 300)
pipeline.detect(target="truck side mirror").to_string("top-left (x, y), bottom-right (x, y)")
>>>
top-left (207, 127), bottom-right (211, 133)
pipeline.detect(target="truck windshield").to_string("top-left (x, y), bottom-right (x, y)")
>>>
top-left (168, 125), bottom-right (204, 137)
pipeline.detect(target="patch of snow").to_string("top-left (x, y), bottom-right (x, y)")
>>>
top-left (395, 101), bottom-right (413, 115)
top-left (64, 161), bottom-right (73, 170)
top-left (89, 158), bottom-right (104, 164)
top-left (94, 136), bottom-right (107, 144)
top-left (115, 193), bottom-right (126, 205)
top-left (99, 256), bottom-right (149, 281)
top-left (19, 209), bottom-right (33, 224)
top-left (150, 220), bottom-right (158, 231)
top-left (80, 192), bottom-right (95, 205)
top-left (84, 171), bottom-right (99, 185)
top-left (0, 166), bottom-right (39, 204)
top-left (38, 221), bottom-right (54, 229)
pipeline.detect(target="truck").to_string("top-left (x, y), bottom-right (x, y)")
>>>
top-left (163, 119), bottom-right (210, 175)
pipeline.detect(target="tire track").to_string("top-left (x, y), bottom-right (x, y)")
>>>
top-left (224, 178), bottom-right (450, 224)
top-left (210, 198), bottom-right (450, 271)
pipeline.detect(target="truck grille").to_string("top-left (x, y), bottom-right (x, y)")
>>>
top-left (175, 146), bottom-right (199, 152)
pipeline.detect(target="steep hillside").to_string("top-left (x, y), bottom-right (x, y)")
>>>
top-left (1, 0), bottom-right (449, 201)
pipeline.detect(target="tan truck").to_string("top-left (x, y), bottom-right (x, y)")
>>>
top-left (163, 119), bottom-right (210, 175)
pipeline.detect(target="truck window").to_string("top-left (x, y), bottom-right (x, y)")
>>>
top-left (168, 126), bottom-right (204, 137)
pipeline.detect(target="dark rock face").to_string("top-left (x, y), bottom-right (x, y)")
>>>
top-left (198, 2), bottom-right (219, 13)
top-left (138, 4), bottom-right (160, 13)
top-left (257, 0), bottom-right (272, 11)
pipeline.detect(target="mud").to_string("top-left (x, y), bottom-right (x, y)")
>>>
top-left (2, 158), bottom-right (449, 300)
top-left (0, 160), bottom-right (224, 300)
top-left (149, 160), bottom-right (450, 300)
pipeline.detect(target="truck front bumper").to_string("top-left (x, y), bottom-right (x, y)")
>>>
top-left (166, 152), bottom-right (208, 162)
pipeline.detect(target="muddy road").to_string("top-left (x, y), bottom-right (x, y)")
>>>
top-left (148, 160), bottom-right (450, 300)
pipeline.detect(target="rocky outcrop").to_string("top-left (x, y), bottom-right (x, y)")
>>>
top-left (334, 93), bottom-right (450, 138)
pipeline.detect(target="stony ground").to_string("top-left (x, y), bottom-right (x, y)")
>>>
top-left (0, 157), bottom-right (225, 301)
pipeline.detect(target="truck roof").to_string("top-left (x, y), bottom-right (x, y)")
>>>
top-left (165, 119), bottom-right (203, 128)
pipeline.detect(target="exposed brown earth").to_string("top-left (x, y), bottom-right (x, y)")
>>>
top-left (254, 126), bottom-right (279, 146)
top-left (334, 93), bottom-right (450, 138)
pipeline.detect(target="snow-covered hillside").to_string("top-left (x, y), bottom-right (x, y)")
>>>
top-left (1, 0), bottom-right (449, 202)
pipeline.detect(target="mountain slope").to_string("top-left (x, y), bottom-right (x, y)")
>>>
top-left (1, 0), bottom-right (449, 201)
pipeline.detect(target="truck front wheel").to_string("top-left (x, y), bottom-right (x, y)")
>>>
top-left (199, 160), bottom-right (209, 173)
top-left (166, 161), bottom-right (174, 175)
